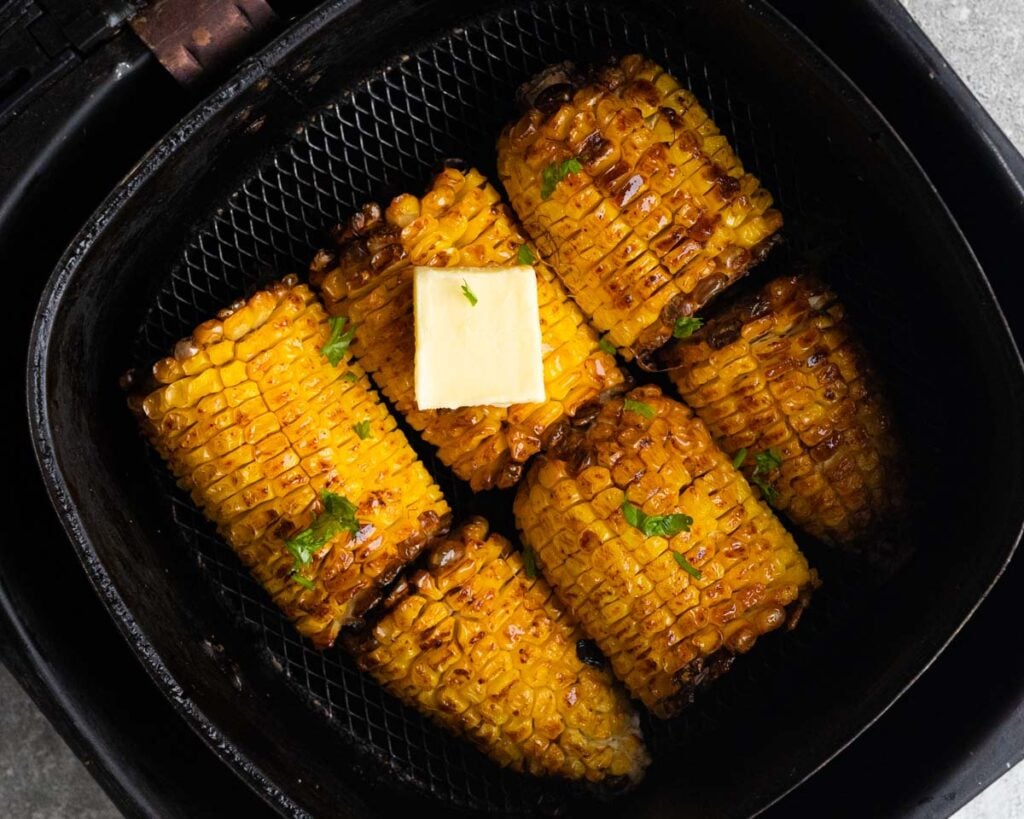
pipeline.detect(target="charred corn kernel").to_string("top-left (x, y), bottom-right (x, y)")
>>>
top-left (129, 278), bottom-right (450, 648)
top-left (497, 55), bottom-right (782, 359)
top-left (345, 517), bottom-right (649, 785)
top-left (514, 385), bottom-right (817, 717)
top-left (661, 274), bottom-right (904, 546)
top-left (308, 166), bottom-right (625, 492)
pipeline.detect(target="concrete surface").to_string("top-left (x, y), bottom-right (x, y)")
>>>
top-left (0, 664), bottom-right (118, 818)
top-left (2, 1), bottom-right (1023, 817)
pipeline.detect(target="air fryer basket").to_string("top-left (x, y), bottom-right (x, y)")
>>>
top-left (28, 0), bottom-right (1024, 816)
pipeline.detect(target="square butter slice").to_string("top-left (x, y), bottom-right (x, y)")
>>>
top-left (414, 266), bottom-right (546, 410)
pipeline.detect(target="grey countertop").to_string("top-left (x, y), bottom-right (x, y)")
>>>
top-left (3, 1), bottom-right (1023, 816)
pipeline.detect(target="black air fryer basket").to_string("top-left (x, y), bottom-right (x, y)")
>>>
top-left (27, 0), bottom-right (1024, 816)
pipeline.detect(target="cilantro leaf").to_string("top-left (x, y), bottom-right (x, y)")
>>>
top-left (672, 552), bottom-right (702, 579)
top-left (321, 316), bottom-right (357, 367)
top-left (621, 496), bottom-right (693, 538)
top-left (598, 336), bottom-right (617, 356)
top-left (540, 158), bottom-right (583, 199)
top-left (461, 279), bottom-right (478, 306)
top-left (751, 475), bottom-right (779, 505)
top-left (621, 497), bottom-right (644, 530)
top-left (517, 244), bottom-right (536, 265)
top-left (754, 448), bottom-right (783, 473)
top-left (285, 491), bottom-right (360, 573)
top-left (623, 398), bottom-right (656, 420)
top-left (291, 572), bottom-right (316, 590)
top-left (732, 447), bottom-right (748, 469)
top-left (353, 420), bottom-right (372, 440)
top-left (644, 513), bottom-right (693, 538)
top-left (522, 546), bottom-right (539, 579)
top-left (749, 448), bottom-right (783, 505)
top-left (341, 371), bottom-right (358, 383)
top-left (673, 316), bottom-right (704, 339)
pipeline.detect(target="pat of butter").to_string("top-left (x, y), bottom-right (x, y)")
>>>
top-left (414, 266), bottom-right (546, 410)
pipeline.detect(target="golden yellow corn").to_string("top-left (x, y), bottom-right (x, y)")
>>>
top-left (514, 385), bottom-right (817, 717)
top-left (345, 517), bottom-right (649, 786)
top-left (497, 54), bottom-right (782, 359)
top-left (309, 166), bottom-right (625, 492)
top-left (129, 277), bottom-right (450, 648)
top-left (661, 274), bottom-right (904, 546)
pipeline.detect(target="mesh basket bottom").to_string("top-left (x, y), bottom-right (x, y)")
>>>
top-left (130, 0), bottom-right (927, 812)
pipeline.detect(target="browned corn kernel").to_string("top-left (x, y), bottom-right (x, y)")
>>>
top-left (308, 166), bottom-right (626, 492)
top-left (345, 517), bottom-right (650, 785)
top-left (660, 274), bottom-right (904, 546)
top-left (514, 385), bottom-right (817, 717)
top-left (129, 278), bottom-right (450, 648)
top-left (497, 54), bottom-right (782, 359)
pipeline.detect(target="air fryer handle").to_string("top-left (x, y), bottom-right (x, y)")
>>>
top-left (129, 0), bottom-right (279, 87)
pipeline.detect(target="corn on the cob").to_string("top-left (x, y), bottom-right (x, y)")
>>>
top-left (514, 385), bottom-right (816, 717)
top-left (661, 274), bottom-right (903, 546)
top-left (345, 517), bottom-right (650, 786)
top-left (309, 166), bottom-right (626, 492)
top-left (497, 55), bottom-right (782, 359)
top-left (128, 277), bottom-right (450, 648)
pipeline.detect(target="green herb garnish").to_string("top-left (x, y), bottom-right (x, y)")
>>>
top-left (517, 244), bottom-right (536, 265)
top-left (672, 552), bottom-right (702, 579)
top-left (749, 448), bottom-right (783, 505)
top-left (598, 336), bottom-right (617, 356)
top-left (522, 546), bottom-right (538, 579)
top-left (341, 371), bottom-right (359, 383)
top-left (732, 448), bottom-right (748, 469)
top-left (623, 398), bottom-right (656, 420)
top-left (291, 573), bottom-right (316, 590)
top-left (321, 316), bottom-right (357, 367)
top-left (353, 420), bottom-right (372, 440)
top-left (461, 279), bottom-right (478, 306)
top-left (751, 476), bottom-right (779, 504)
top-left (285, 491), bottom-right (360, 573)
top-left (621, 496), bottom-right (693, 538)
top-left (754, 448), bottom-right (783, 473)
top-left (540, 158), bottom-right (583, 199)
top-left (673, 316), bottom-right (704, 339)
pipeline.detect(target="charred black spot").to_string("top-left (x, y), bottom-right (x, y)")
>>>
top-left (577, 131), bottom-right (610, 165)
top-left (437, 157), bottom-right (471, 174)
top-left (516, 61), bottom-right (580, 112)
top-left (576, 639), bottom-right (607, 668)
top-left (534, 82), bottom-right (575, 114)
top-left (707, 318), bottom-right (744, 350)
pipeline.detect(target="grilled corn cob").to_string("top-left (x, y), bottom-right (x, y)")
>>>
top-left (309, 166), bottom-right (625, 492)
top-left (660, 274), bottom-right (903, 546)
top-left (514, 385), bottom-right (817, 717)
top-left (345, 517), bottom-right (649, 785)
top-left (497, 55), bottom-right (782, 359)
top-left (128, 277), bottom-right (450, 648)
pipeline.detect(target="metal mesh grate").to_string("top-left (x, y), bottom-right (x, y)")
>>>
top-left (129, 0), bottom-right (930, 812)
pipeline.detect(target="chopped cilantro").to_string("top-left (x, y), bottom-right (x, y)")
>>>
top-left (353, 420), bottom-right (372, 440)
top-left (540, 158), bottom-right (583, 199)
top-left (672, 552), bottom-right (702, 579)
top-left (285, 491), bottom-right (360, 573)
top-left (673, 316), bottom-right (704, 339)
top-left (522, 546), bottom-right (539, 579)
top-left (621, 496), bottom-right (693, 538)
top-left (321, 316), bottom-right (357, 367)
top-left (623, 398), bottom-right (656, 420)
